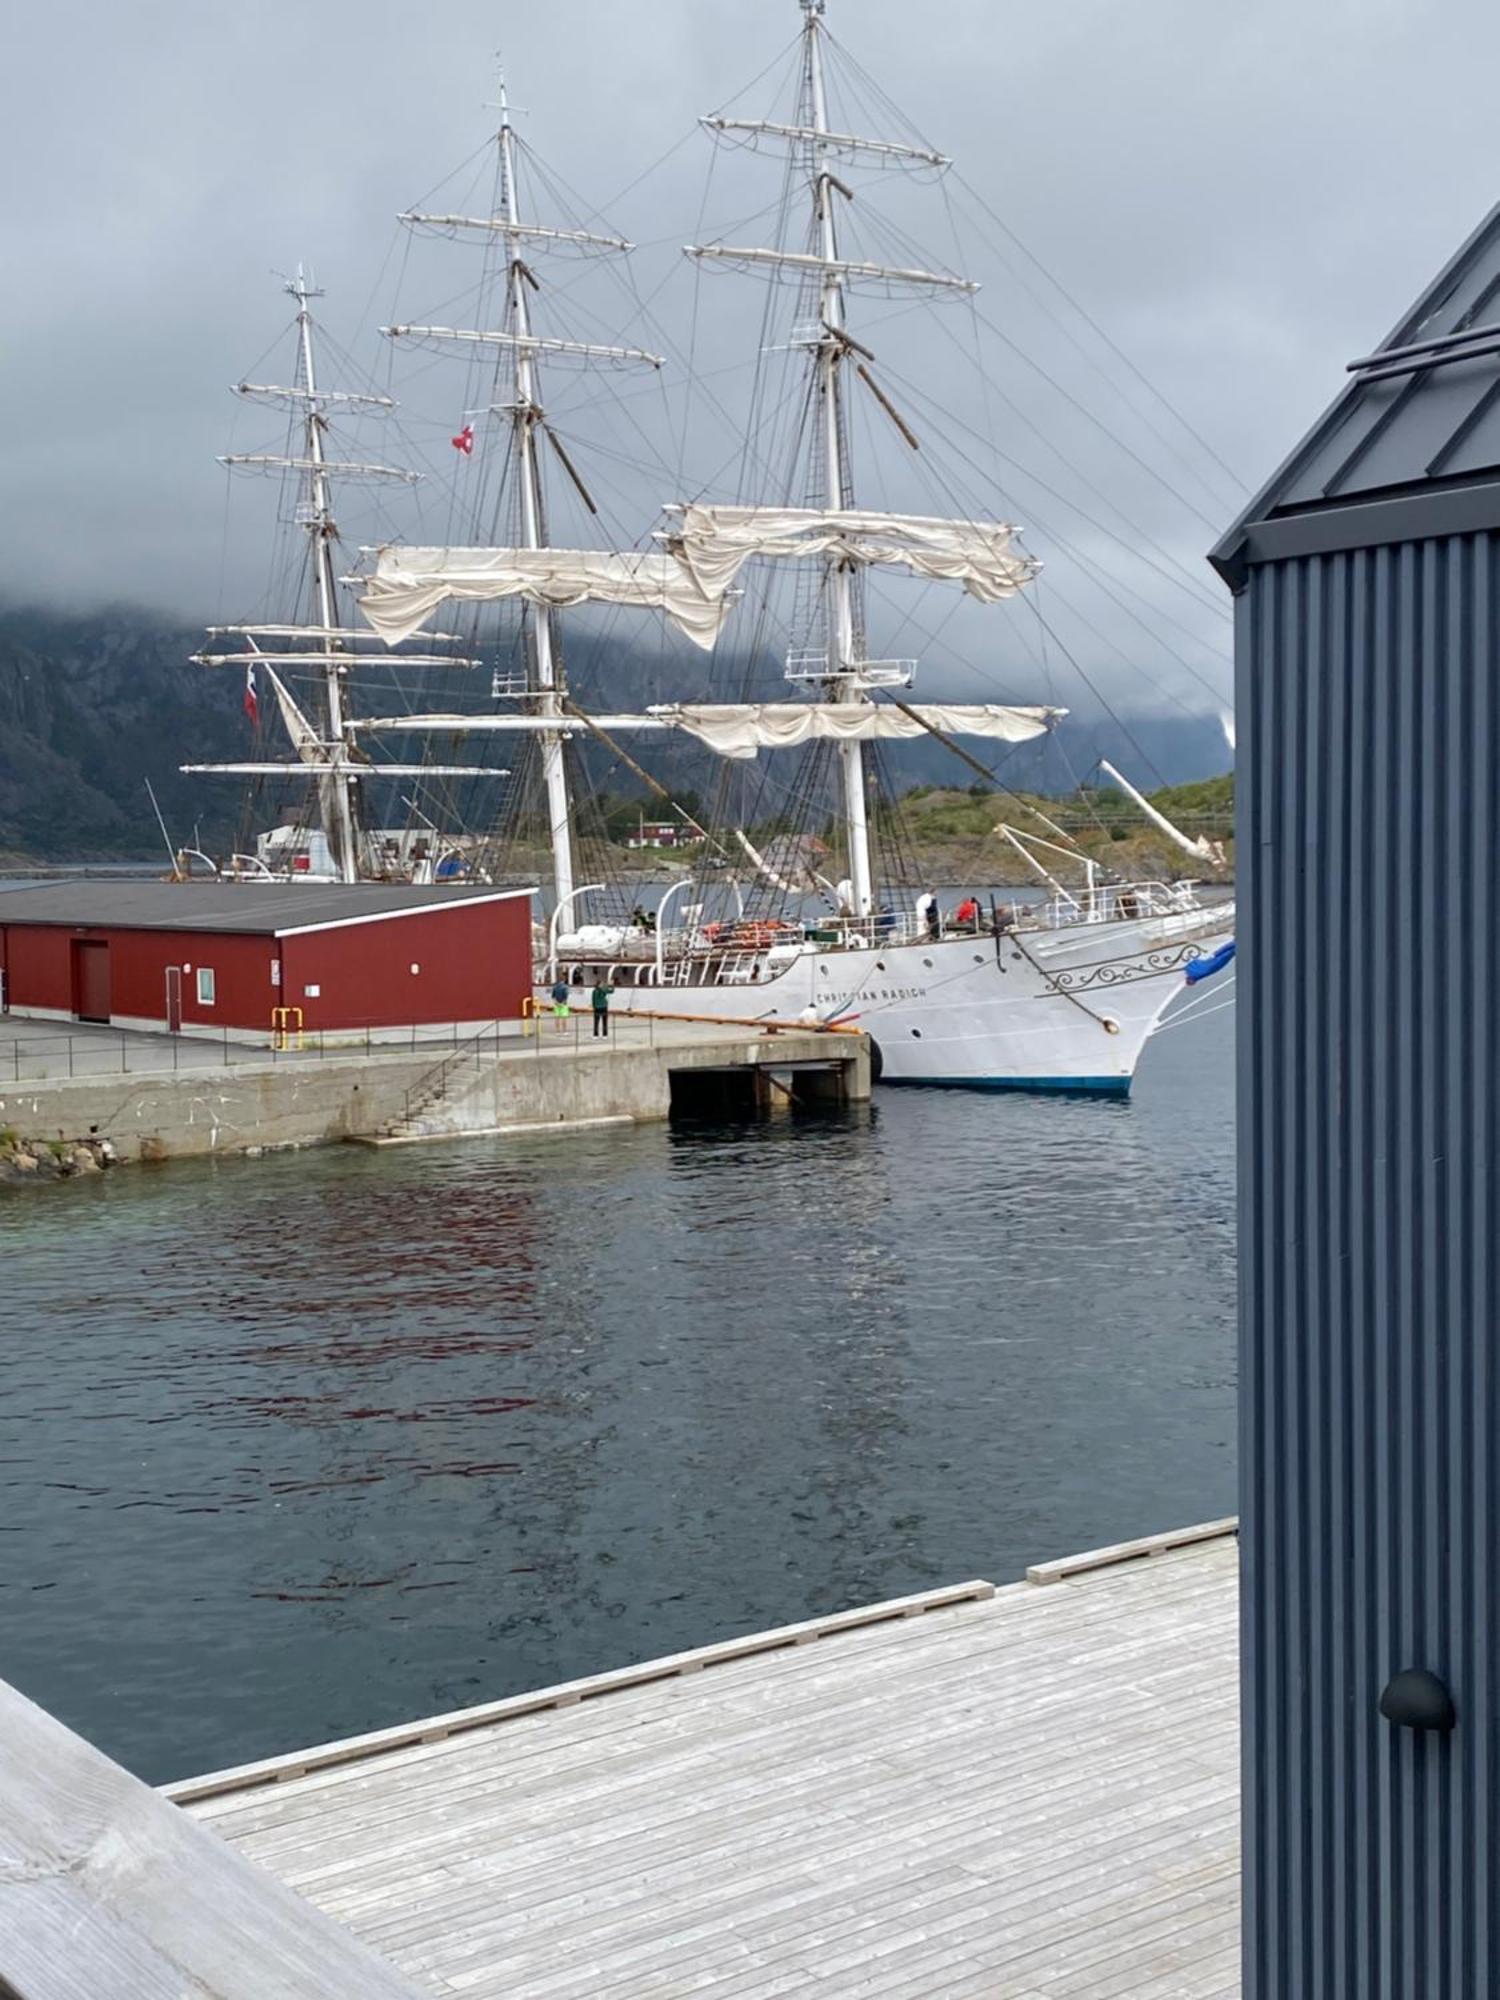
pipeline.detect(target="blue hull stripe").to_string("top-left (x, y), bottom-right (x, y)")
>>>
top-left (881, 1074), bottom-right (1133, 1098)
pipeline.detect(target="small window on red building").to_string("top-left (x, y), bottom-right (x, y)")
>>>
top-left (196, 967), bottom-right (216, 1006)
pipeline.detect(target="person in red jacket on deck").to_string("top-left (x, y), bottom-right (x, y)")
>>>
top-left (954, 894), bottom-right (981, 933)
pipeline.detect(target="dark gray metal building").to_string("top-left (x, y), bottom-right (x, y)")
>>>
top-left (1212, 204), bottom-right (1500, 1996)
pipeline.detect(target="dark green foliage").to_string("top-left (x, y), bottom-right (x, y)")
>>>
top-left (1142, 773), bottom-right (1234, 825)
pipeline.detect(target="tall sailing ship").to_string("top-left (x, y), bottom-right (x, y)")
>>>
top-left (193, 1), bottom-right (1234, 1091)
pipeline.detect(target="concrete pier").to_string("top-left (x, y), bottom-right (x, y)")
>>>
top-left (367, 1018), bottom-right (869, 1144)
top-left (0, 1015), bottom-right (870, 1164)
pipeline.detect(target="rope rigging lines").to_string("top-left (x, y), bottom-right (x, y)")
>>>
top-left (204, 14), bottom-right (1245, 903)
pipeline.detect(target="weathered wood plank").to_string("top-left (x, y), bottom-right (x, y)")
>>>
top-left (185, 1557), bottom-right (1234, 1841)
top-left (1026, 1516), bottom-right (1238, 1585)
top-left (0, 1680), bottom-right (424, 1998)
top-left (197, 1587), bottom-right (1236, 1862)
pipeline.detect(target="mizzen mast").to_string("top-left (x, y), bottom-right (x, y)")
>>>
top-left (192, 273), bottom-right (498, 880)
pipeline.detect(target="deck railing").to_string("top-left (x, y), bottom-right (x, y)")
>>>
top-left (0, 1017), bottom-right (525, 1085)
top-left (0, 1004), bottom-right (700, 1090)
top-left (554, 885), bottom-right (1223, 983)
top-left (1035, 880), bottom-right (1210, 928)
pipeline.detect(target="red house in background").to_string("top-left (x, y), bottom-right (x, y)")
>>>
top-left (0, 882), bottom-right (536, 1042)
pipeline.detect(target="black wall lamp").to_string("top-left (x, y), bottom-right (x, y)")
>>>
top-left (1379, 1669), bottom-right (1457, 1733)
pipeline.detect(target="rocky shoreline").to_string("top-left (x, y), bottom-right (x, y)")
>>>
top-left (0, 1132), bottom-right (119, 1185)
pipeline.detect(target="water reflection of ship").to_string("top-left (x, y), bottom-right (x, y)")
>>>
top-left (191, 1170), bottom-right (547, 1622)
top-left (656, 1108), bottom-right (938, 1616)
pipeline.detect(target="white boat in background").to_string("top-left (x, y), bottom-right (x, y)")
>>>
top-left (251, 821), bottom-right (480, 885)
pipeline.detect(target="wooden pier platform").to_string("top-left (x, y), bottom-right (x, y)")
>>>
top-left (170, 1523), bottom-right (1240, 1997)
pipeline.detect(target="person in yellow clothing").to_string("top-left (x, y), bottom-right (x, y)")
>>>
top-left (550, 978), bottom-right (571, 1032)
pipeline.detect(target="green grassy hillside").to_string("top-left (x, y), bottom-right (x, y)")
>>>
top-left (887, 773), bottom-right (1234, 882)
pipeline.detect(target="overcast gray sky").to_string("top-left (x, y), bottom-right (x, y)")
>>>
top-left (5, 0), bottom-right (1499, 716)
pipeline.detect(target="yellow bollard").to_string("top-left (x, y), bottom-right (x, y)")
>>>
top-left (271, 1005), bottom-right (305, 1052)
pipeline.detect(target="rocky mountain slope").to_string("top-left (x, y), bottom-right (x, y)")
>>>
top-left (0, 602), bottom-right (1232, 862)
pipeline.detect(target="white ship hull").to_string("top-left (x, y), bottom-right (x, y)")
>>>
top-left (604, 903), bottom-right (1234, 1093)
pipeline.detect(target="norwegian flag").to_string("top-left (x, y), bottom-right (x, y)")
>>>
top-left (451, 422), bottom-right (475, 456)
top-left (243, 662), bottom-right (259, 727)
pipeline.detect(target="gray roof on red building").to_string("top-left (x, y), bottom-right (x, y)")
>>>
top-left (0, 879), bottom-right (533, 936)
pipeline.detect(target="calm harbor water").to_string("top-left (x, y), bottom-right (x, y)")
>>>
top-left (0, 1002), bottom-right (1235, 1785)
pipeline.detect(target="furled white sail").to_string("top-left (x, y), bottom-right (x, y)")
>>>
top-left (265, 668), bottom-right (326, 766)
top-left (648, 701), bottom-right (1060, 761)
top-left (358, 546), bottom-right (733, 650)
top-left (354, 700), bottom-right (1061, 754)
top-left (1098, 759), bottom-right (1226, 866)
top-left (667, 506), bottom-right (1040, 604)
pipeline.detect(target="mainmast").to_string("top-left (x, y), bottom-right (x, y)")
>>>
top-left (803, 0), bottom-right (870, 917)
top-left (496, 79), bottom-right (575, 918)
top-left (289, 271), bottom-right (360, 883)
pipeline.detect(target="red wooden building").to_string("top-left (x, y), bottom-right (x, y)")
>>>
top-left (0, 882), bottom-right (535, 1042)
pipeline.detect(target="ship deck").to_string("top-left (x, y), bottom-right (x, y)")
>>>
top-left (171, 1523), bottom-right (1240, 1998)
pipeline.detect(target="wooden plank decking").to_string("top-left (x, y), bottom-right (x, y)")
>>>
top-left (0, 1678), bottom-right (424, 2000)
top-left (175, 1530), bottom-right (1240, 1997)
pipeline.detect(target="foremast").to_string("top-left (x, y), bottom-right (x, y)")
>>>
top-left (290, 272), bottom-right (360, 882)
top-left (686, 0), bottom-right (983, 919)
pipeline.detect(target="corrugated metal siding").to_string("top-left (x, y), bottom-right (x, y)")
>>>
top-left (1239, 531), bottom-right (1499, 1997)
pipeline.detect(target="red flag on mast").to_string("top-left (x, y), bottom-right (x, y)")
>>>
top-left (451, 423), bottom-right (475, 455)
top-left (243, 662), bottom-right (259, 727)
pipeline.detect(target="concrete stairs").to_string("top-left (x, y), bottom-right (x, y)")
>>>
top-left (376, 1033), bottom-right (503, 1142)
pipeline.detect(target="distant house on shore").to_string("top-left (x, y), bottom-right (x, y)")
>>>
top-left (625, 818), bottom-right (702, 850)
